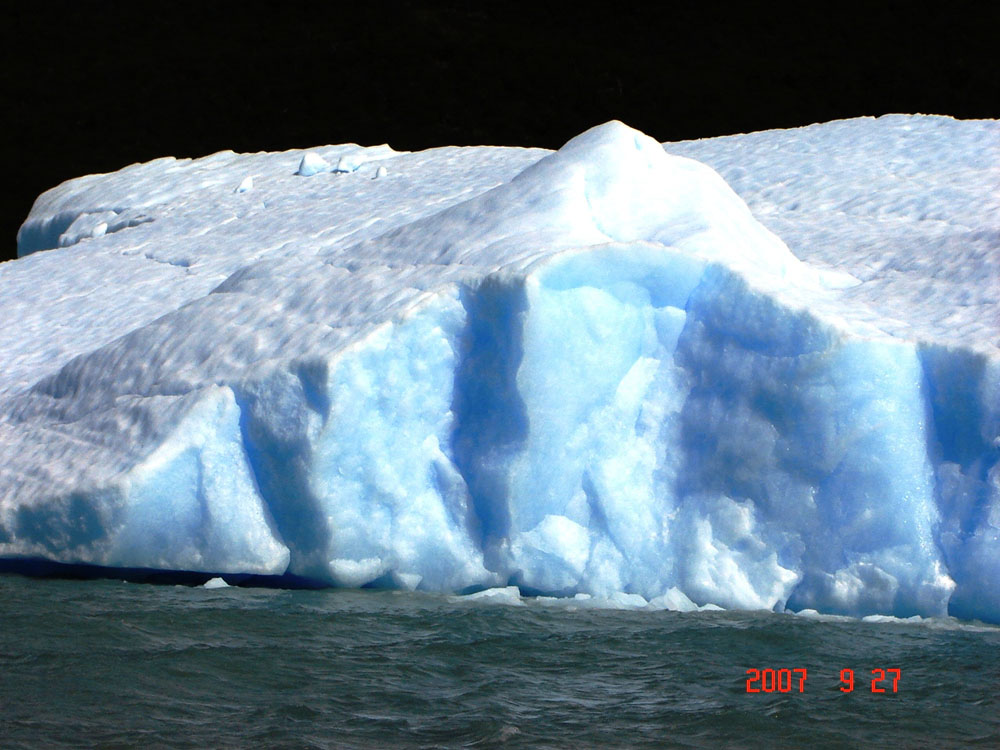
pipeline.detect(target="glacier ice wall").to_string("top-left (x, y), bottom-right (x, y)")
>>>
top-left (2, 117), bottom-right (999, 621)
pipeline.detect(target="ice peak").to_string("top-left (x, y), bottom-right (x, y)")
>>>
top-left (513, 119), bottom-right (672, 192)
top-left (551, 119), bottom-right (661, 158)
top-left (339, 120), bottom-right (804, 283)
top-left (505, 120), bottom-right (802, 277)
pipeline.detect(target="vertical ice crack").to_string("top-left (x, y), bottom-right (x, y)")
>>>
top-left (449, 277), bottom-right (530, 567)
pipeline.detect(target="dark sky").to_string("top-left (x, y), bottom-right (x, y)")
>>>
top-left (3, 2), bottom-right (997, 263)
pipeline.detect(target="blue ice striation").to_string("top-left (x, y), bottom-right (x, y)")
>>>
top-left (2, 118), bottom-right (999, 621)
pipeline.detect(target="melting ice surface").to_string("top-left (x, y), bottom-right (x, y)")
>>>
top-left (2, 117), bottom-right (999, 622)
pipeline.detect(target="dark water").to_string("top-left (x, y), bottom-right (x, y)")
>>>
top-left (1, 575), bottom-right (998, 749)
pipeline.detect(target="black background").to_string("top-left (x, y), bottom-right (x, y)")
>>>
top-left (3, 2), bottom-right (997, 263)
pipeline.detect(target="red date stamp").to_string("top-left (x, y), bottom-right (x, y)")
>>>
top-left (745, 668), bottom-right (901, 693)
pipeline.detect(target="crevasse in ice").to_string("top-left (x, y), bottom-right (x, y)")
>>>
top-left (2, 117), bottom-right (998, 621)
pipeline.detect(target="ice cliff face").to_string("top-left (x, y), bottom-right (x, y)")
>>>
top-left (3, 118), bottom-right (999, 621)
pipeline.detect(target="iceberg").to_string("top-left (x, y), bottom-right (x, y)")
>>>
top-left (2, 117), bottom-right (998, 621)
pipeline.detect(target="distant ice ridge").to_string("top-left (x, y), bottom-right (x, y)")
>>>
top-left (2, 117), bottom-right (999, 622)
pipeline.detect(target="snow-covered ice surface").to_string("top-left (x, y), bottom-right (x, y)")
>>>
top-left (2, 117), bottom-right (998, 622)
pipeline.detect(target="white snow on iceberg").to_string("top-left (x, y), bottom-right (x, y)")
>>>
top-left (1, 117), bottom-right (998, 622)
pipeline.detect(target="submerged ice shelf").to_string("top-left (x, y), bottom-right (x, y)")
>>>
top-left (2, 117), bottom-right (999, 621)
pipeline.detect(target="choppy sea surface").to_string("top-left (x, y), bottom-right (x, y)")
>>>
top-left (1, 574), bottom-right (998, 749)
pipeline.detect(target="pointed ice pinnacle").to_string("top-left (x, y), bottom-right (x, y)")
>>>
top-left (296, 152), bottom-right (330, 176)
top-left (332, 153), bottom-right (365, 173)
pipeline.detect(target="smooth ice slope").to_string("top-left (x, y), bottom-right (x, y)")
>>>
top-left (2, 117), bottom-right (999, 621)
